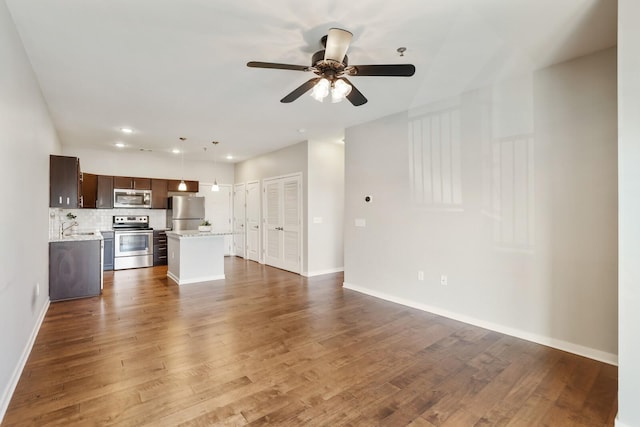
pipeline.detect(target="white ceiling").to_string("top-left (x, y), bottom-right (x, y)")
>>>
top-left (6, 0), bottom-right (616, 163)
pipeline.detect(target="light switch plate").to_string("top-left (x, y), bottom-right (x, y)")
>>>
top-left (313, 217), bottom-right (323, 224)
top-left (355, 218), bottom-right (366, 227)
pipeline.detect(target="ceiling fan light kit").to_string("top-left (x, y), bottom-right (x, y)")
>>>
top-left (330, 78), bottom-right (352, 103)
top-left (247, 27), bottom-right (415, 106)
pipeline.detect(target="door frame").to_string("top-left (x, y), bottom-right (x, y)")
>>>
top-left (233, 182), bottom-right (246, 258)
top-left (245, 180), bottom-right (261, 263)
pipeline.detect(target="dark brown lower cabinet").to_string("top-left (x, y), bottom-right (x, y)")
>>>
top-left (49, 240), bottom-right (102, 301)
top-left (153, 230), bottom-right (167, 266)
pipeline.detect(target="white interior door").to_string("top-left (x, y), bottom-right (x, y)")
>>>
top-left (264, 179), bottom-right (282, 268)
top-left (246, 181), bottom-right (260, 262)
top-left (199, 183), bottom-right (233, 255)
top-left (233, 183), bottom-right (246, 258)
top-left (263, 174), bottom-right (301, 273)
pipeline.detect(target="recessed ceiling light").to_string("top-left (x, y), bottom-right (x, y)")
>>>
top-left (226, 155), bottom-right (233, 160)
top-left (297, 128), bottom-right (306, 133)
top-left (120, 127), bottom-right (133, 134)
top-left (172, 148), bottom-right (180, 154)
top-left (115, 142), bottom-right (125, 148)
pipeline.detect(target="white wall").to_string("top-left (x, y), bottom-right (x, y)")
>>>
top-left (234, 140), bottom-right (307, 184)
top-left (234, 139), bottom-right (345, 276)
top-left (617, 1), bottom-right (640, 425)
top-left (307, 138), bottom-right (345, 276)
top-left (344, 47), bottom-right (617, 364)
top-left (0, 0), bottom-right (60, 420)
top-left (62, 146), bottom-right (235, 185)
top-left (235, 141), bottom-right (308, 270)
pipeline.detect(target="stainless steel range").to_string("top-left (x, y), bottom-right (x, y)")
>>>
top-left (113, 215), bottom-right (153, 270)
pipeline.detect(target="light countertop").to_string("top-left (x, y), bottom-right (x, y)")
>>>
top-left (49, 231), bottom-right (104, 243)
top-left (166, 230), bottom-right (232, 238)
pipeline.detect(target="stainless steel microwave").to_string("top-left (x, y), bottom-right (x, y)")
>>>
top-left (113, 189), bottom-right (152, 208)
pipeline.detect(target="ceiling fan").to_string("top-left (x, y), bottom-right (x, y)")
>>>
top-left (247, 28), bottom-right (415, 106)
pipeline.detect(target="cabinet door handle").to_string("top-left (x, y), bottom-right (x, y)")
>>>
top-left (59, 196), bottom-right (62, 204)
top-left (66, 197), bottom-right (70, 205)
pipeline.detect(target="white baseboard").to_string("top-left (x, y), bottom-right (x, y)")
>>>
top-left (342, 282), bottom-right (618, 366)
top-left (302, 267), bottom-right (344, 278)
top-left (168, 271), bottom-right (225, 285)
top-left (615, 416), bottom-right (630, 427)
top-left (0, 299), bottom-right (50, 423)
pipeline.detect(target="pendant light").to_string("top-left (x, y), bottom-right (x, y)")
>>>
top-left (178, 137), bottom-right (187, 191)
top-left (211, 140), bottom-right (220, 192)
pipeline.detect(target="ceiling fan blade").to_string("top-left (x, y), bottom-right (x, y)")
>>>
top-left (247, 61), bottom-right (309, 72)
top-left (348, 64), bottom-right (416, 77)
top-left (324, 28), bottom-right (352, 63)
top-left (342, 78), bottom-right (367, 106)
top-left (280, 78), bottom-right (321, 103)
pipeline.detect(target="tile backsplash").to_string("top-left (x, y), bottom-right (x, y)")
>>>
top-left (49, 208), bottom-right (167, 239)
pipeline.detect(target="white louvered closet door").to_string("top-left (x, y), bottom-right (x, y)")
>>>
top-left (281, 177), bottom-right (301, 273)
top-left (263, 174), bottom-right (301, 273)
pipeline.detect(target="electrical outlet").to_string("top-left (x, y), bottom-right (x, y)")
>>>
top-left (418, 271), bottom-right (424, 281)
top-left (440, 275), bottom-right (448, 286)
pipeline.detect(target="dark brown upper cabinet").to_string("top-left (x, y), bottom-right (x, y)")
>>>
top-left (50, 155), bottom-right (80, 208)
top-left (81, 173), bottom-right (97, 208)
top-left (97, 175), bottom-right (114, 208)
top-left (113, 176), bottom-right (151, 190)
top-left (167, 179), bottom-right (199, 192)
top-left (81, 174), bottom-right (113, 209)
top-left (151, 179), bottom-right (168, 209)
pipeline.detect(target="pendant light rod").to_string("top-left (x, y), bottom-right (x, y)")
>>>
top-left (211, 140), bottom-right (220, 192)
top-left (178, 137), bottom-right (187, 191)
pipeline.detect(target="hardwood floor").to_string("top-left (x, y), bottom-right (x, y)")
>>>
top-left (3, 258), bottom-right (617, 426)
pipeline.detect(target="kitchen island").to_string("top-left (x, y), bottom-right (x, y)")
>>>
top-left (166, 230), bottom-right (230, 285)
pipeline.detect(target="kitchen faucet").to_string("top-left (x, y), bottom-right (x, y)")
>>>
top-left (60, 220), bottom-right (78, 237)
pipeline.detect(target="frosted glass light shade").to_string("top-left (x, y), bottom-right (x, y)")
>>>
top-left (178, 180), bottom-right (187, 191)
top-left (311, 78), bottom-right (330, 102)
top-left (331, 79), bottom-right (352, 103)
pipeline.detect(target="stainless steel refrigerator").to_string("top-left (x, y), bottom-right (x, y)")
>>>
top-left (167, 196), bottom-right (205, 231)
